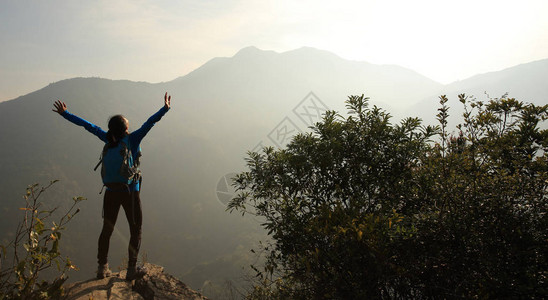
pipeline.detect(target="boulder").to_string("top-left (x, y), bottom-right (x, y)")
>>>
top-left (64, 263), bottom-right (208, 300)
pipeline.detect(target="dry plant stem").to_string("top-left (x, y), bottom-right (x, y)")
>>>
top-left (0, 180), bottom-right (84, 297)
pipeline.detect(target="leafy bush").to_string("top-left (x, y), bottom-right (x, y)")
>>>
top-left (0, 181), bottom-right (84, 300)
top-left (229, 94), bottom-right (547, 299)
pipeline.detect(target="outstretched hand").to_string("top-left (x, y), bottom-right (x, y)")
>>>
top-left (52, 100), bottom-right (67, 115)
top-left (164, 92), bottom-right (171, 109)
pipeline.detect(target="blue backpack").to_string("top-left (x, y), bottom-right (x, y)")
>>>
top-left (94, 136), bottom-right (141, 186)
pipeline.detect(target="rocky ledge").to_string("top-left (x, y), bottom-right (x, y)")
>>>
top-left (64, 263), bottom-right (208, 300)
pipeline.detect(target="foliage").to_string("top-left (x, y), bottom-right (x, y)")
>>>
top-left (229, 94), bottom-right (548, 299)
top-left (0, 181), bottom-right (84, 300)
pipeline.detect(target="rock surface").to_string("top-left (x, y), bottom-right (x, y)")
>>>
top-left (64, 263), bottom-right (208, 300)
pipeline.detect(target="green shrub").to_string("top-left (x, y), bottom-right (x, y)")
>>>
top-left (229, 94), bottom-right (547, 299)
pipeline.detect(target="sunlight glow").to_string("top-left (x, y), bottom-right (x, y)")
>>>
top-left (1, 0), bottom-right (547, 100)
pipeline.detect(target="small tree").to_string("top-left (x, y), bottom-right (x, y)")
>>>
top-left (229, 94), bottom-right (547, 299)
top-left (411, 94), bottom-right (548, 298)
top-left (0, 181), bottom-right (84, 299)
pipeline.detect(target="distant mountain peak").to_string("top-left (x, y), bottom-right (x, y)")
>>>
top-left (233, 46), bottom-right (276, 58)
top-left (234, 45), bottom-right (261, 54)
top-left (232, 46), bottom-right (341, 60)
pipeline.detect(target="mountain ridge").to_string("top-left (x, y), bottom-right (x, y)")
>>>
top-left (2, 47), bottom-right (547, 105)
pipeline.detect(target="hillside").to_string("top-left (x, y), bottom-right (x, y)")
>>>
top-left (166, 46), bottom-right (443, 113)
top-left (1, 47), bottom-right (547, 297)
top-left (409, 58), bottom-right (548, 127)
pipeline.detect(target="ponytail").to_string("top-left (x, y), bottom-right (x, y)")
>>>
top-left (106, 131), bottom-right (116, 145)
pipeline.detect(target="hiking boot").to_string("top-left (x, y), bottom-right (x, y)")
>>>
top-left (96, 263), bottom-right (112, 279)
top-left (126, 265), bottom-right (147, 281)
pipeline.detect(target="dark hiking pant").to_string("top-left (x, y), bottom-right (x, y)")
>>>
top-left (97, 189), bottom-right (142, 266)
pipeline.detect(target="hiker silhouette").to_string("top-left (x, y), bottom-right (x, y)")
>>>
top-left (53, 92), bottom-right (171, 280)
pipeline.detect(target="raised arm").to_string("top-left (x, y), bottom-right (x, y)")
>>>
top-left (52, 99), bottom-right (108, 142)
top-left (164, 92), bottom-right (171, 109)
top-left (130, 92), bottom-right (171, 145)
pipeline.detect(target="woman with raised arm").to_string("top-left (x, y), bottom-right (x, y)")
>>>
top-left (52, 93), bottom-right (171, 280)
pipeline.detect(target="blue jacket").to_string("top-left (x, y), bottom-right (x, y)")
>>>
top-left (61, 106), bottom-right (170, 191)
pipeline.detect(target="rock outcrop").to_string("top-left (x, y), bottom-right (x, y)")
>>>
top-left (64, 263), bottom-right (208, 300)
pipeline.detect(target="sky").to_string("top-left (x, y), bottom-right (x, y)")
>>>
top-left (1, 0), bottom-right (547, 101)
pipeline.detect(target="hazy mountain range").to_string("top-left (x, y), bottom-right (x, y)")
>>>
top-left (1, 46), bottom-right (546, 296)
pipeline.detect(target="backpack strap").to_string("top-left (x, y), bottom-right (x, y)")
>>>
top-left (94, 159), bottom-right (103, 172)
top-left (94, 143), bottom-right (109, 171)
top-left (123, 137), bottom-right (142, 184)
